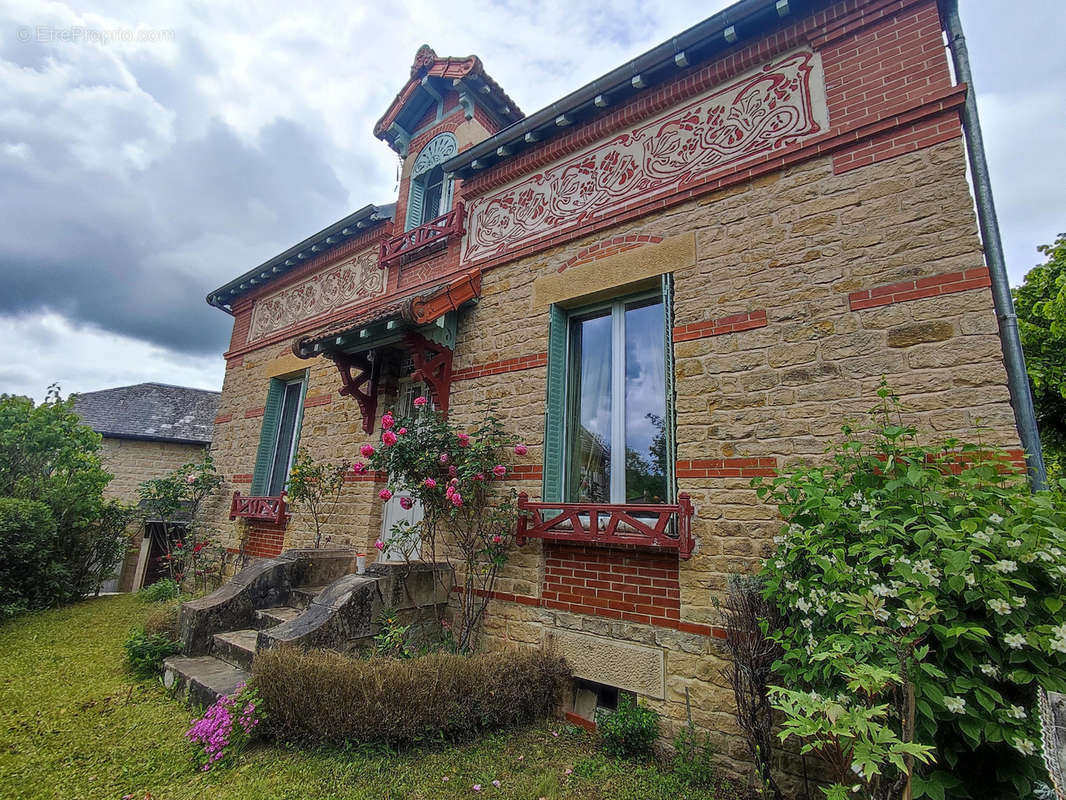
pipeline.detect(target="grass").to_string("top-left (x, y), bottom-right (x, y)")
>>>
top-left (0, 595), bottom-right (733, 800)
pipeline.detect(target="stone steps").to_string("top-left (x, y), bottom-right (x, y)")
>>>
top-left (163, 655), bottom-right (250, 709)
top-left (253, 605), bottom-right (301, 629)
top-left (212, 629), bottom-right (258, 671)
top-left (289, 586), bottom-right (327, 610)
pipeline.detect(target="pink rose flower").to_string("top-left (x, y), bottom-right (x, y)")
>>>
top-left (413, 396), bottom-right (428, 407)
top-left (378, 489), bottom-right (393, 501)
top-left (186, 473), bottom-right (197, 484)
top-left (399, 496), bottom-right (413, 510)
top-left (448, 465), bottom-right (457, 477)
top-left (382, 430), bottom-right (398, 446)
top-left (351, 462), bottom-right (367, 474)
top-left (446, 485), bottom-right (455, 498)
top-left (360, 444), bottom-right (375, 458)
top-left (374, 539), bottom-right (385, 551)
top-left (381, 412), bottom-right (395, 430)
top-left (439, 452), bottom-right (449, 464)
top-left (424, 477), bottom-right (437, 488)
top-left (450, 478), bottom-right (459, 486)
top-left (474, 472), bottom-right (485, 481)
top-left (457, 433), bottom-right (470, 447)
top-left (397, 427), bottom-right (407, 435)
top-left (514, 444), bottom-right (528, 455)
top-left (492, 465), bottom-right (506, 478)
top-left (450, 492), bottom-right (463, 507)
top-left (492, 534), bottom-right (502, 544)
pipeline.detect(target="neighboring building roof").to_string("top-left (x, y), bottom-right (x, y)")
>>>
top-left (444, 0), bottom-right (785, 178)
top-left (74, 383), bottom-right (221, 445)
top-left (206, 202), bottom-right (396, 313)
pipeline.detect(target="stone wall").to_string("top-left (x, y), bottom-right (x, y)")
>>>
top-left (100, 437), bottom-right (207, 504)
top-left (99, 437), bottom-right (208, 591)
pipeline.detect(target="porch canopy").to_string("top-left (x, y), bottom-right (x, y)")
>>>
top-left (291, 269), bottom-right (481, 432)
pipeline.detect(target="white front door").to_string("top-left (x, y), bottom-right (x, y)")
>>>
top-left (380, 380), bottom-right (427, 561)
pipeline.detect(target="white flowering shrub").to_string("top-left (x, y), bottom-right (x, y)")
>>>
top-left (757, 385), bottom-right (1066, 800)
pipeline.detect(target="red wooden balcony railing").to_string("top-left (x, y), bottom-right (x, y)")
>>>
top-left (379, 203), bottom-right (465, 266)
top-left (229, 491), bottom-right (288, 526)
top-left (515, 492), bottom-right (694, 559)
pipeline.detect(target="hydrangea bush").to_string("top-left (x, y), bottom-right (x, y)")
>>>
top-left (185, 683), bottom-right (263, 771)
top-left (361, 399), bottom-right (526, 651)
top-left (756, 385), bottom-right (1066, 800)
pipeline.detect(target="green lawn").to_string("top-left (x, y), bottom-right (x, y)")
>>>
top-left (0, 595), bottom-right (732, 800)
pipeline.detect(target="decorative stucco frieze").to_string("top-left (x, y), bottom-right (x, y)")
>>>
top-left (462, 50), bottom-right (827, 264)
top-left (247, 247), bottom-right (384, 344)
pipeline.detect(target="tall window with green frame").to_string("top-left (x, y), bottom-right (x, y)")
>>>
top-left (250, 375), bottom-right (307, 497)
top-left (543, 276), bottom-right (675, 505)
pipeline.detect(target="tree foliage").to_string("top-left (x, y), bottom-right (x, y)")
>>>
top-left (1015, 232), bottom-right (1066, 477)
top-left (0, 389), bottom-right (134, 611)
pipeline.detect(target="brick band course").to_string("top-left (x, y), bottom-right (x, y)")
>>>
top-left (672, 310), bottom-right (768, 342)
top-left (849, 267), bottom-right (991, 311)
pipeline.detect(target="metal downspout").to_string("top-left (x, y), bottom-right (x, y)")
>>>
top-left (940, 0), bottom-right (1048, 490)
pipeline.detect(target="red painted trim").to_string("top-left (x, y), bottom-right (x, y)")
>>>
top-left (676, 457), bottom-right (778, 478)
top-left (673, 310), bottom-right (767, 342)
top-left (244, 407), bottom-right (265, 419)
top-left (849, 267), bottom-right (991, 311)
top-left (303, 394), bottom-right (332, 409)
top-left (452, 353), bottom-right (548, 381)
top-left (214, 413), bottom-right (233, 424)
top-left (565, 712), bottom-right (597, 732)
top-left (226, 355), bottom-right (244, 369)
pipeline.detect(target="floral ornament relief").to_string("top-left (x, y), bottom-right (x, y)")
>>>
top-left (248, 247), bottom-right (386, 343)
top-left (462, 50), bottom-right (826, 263)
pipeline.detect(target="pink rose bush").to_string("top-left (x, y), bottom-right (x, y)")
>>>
top-left (362, 404), bottom-right (531, 651)
top-left (186, 683), bottom-right (263, 771)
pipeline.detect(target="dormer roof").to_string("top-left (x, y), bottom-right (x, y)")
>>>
top-left (374, 45), bottom-right (523, 155)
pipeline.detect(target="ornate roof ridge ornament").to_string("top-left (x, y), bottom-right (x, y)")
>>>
top-left (411, 44), bottom-right (438, 77)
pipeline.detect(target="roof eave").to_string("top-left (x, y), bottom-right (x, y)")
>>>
top-left (443, 0), bottom-right (788, 178)
top-left (206, 202), bottom-right (396, 313)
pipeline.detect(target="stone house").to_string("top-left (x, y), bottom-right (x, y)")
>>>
top-left (74, 382), bottom-right (220, 592)
top-left (201, 0), bottom-right (1035, 764)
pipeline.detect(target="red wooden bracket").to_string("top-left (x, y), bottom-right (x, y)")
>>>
top-left (333, 351), bottom-right (380, 433)
top-left (405, 332), bottom-right (453, 414)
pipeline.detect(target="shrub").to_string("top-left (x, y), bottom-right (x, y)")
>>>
top-left (143, 596), bottom-right (182, 640)
top-left (186, 683), bottom-right (264, 771)
top-left (139, 578), bottom-right (180, 603)
top-left (123, 628), bottom-right (182, 677)
top-left (670, 724), bottom-right (720, 788)
top-left (0, 497), bottom-right (59, 617)
top-left (757, 384), bottom-right (1066, 799)
top-left (597, 695), bottom-right (660, 759)
top-left (285, 450), bottom-right (349, 549)
top-left (253, 646), bottom-right (570, 745)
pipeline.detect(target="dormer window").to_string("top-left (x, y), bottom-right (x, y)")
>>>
top-left (406, 133), bottom-right (457, 230)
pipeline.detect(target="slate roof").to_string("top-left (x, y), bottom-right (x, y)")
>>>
top-left (73, 383), bottom-right (221, 445)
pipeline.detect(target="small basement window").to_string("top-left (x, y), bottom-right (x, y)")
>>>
top-left (571, 678), bottom-right (620, 721)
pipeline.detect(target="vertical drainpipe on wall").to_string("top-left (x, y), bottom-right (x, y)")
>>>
top-left (940, 0), bottom-right (1047, 491)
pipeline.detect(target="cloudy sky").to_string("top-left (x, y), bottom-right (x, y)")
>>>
top-left (1, 1), bottom-right (1063, 401)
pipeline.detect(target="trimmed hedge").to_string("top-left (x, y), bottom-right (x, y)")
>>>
top-left (254, 646), bottom-right (571, 745)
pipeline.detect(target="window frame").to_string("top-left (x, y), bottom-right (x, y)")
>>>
top-left (405, 133), bottom-right (457, 231)
top-left (544, 275), bottom-right (676, 506)
top-left (251, 373), bottom-right (308, 497)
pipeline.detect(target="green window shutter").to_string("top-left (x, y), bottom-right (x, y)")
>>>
top-left (662, 273), bottom-right (677, 502)
top-left (542, 304), bottom-right (569, 503)
top-left (290, 375), bottom-right (309, 464)
top-left (405, 178), bottom-right (425, 231)
top-left (251, 379), bottom-right (285, 496)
